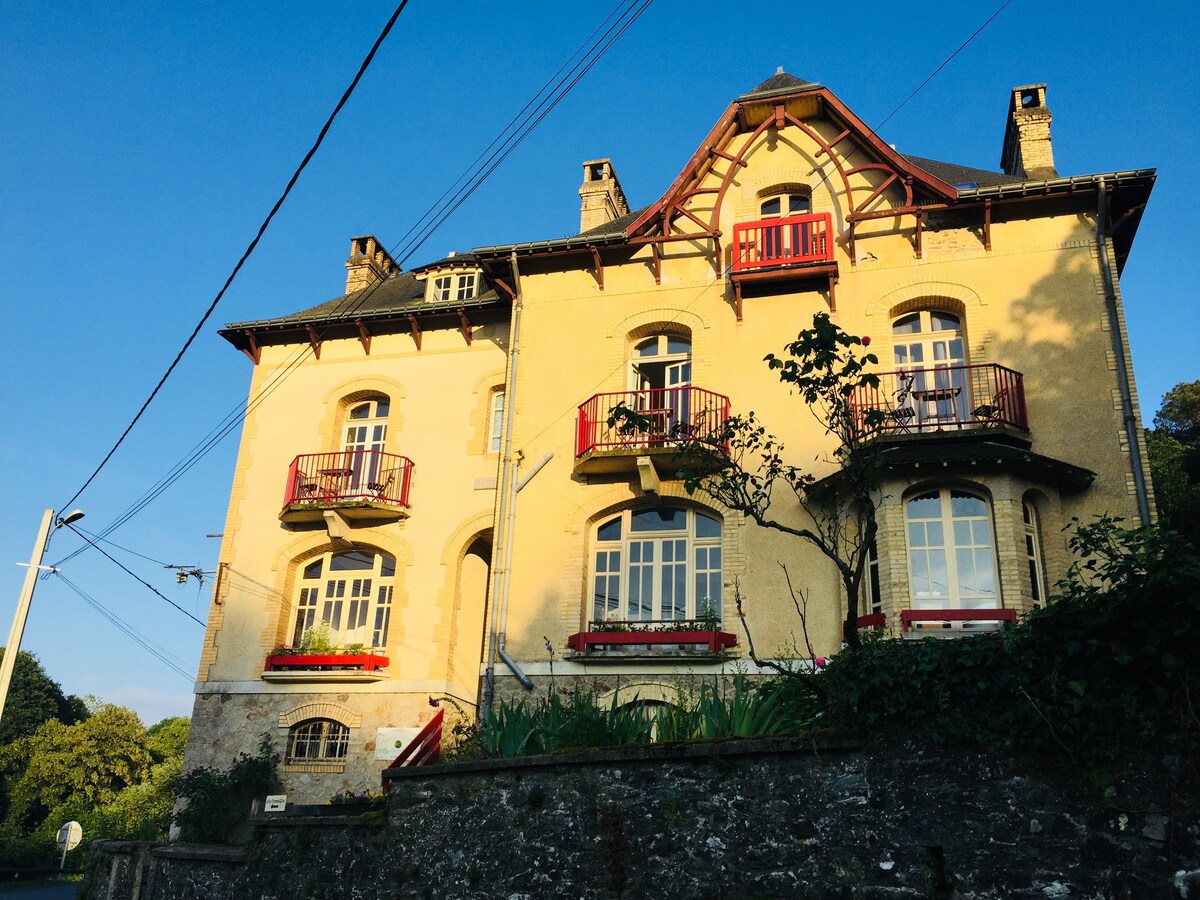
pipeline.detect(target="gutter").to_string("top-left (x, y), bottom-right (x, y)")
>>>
top-left (1095, 177), bottom-right (1152, 524)
top-left (482, 252), bottom-right (531, 719)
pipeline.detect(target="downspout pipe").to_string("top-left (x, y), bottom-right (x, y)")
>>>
top-left (482, 253), bottom-right (528, 720)
top-left (1096, 178), bottom-right (1152, 524)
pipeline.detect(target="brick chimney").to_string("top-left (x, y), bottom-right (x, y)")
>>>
top-left (345, 235), bottom-right (399, 294)
top-left (1000, 84), bottom-right (1058, 181)
top-left (578, 159), bottom-right (629, 233)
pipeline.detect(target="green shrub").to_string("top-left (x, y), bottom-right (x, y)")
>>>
top-left (820, 518), bottom-right (1200, 761)
top-left (173, 741), bottom-right (278, 844)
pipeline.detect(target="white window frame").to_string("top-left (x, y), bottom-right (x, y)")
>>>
top-left (291, 549), bottom-right (396, 650)
top-left (904, 488), bottom-right (1000, 627)
top-left (343, 398), bottom-right (389, 494)
top-left (1023, 500), bottom-right (1048, 607)
top-left (287, 719), bottom-right (349, 763)
top-left (426, 270), bottom-right (480, 303)
top-left (590, 506), bottom-right (723, 625)
top-left (488, 390), bottom-right (505, 454)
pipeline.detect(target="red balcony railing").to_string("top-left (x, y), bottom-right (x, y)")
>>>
top-left (850, 363), bottom-right (1028, 434)
top-left (283, 450), bottom-right (414, 508)
top-left (576, 387), bottom-right (730, 457)
top-left (732, 212), bottom-right (834, 272)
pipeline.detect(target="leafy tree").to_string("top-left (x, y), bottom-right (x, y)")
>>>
top-left (1147, 379), bottom-right (1200, 547)
top-left (0, 704), bottom-right (151, 832)
top-left (610, 312), bottom-right (883, 654)
top-left (0, 648), bottom-right (88, 745)
top-left (147, 716), bottom-right (190, 762)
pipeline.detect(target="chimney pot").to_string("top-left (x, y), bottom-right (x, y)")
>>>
top-left (345, 234), bottom-right (399, 294)
top-left (1001, 83), bottom-right (1058, 181)
top-left (579, 158), bottom-right (630, 233)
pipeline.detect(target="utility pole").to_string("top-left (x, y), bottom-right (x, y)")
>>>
top-left (0, 508), bottom-right (83, 727)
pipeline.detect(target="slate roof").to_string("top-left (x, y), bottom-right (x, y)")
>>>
top-left (740, 71), bottom-right (819, 100)
top-left (901, 154), bottom-right (1025, 189)
top-left (224, 268), bottom-right (501, 332)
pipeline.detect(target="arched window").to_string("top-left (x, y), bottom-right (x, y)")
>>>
top-left (629, 335), bottom-right (692, 436)
top-left (758, 191), bottom-right (814, 260)
top-left (892, 311), bottom-right (969, 427)
top-left (292, 549), bottom-right (395, 650)
top-left (1023, 500), bottom-right (1048, 607)
top-left (905, 488), bottom-right (998, 622)
top-left (342, 396), bottom-right (390, 492)
top-left (592, 506), bottom-right (722, 624)
top-left (287, 719), bottom-right (349, 763)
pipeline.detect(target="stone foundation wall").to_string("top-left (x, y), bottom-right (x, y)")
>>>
top-left (85, 738), bottom-right (1199, 899)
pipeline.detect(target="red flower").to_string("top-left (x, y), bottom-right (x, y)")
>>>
top-left (861, 336), bottom-right (871, 346)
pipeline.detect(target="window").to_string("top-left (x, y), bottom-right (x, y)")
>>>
top-left (287, 719), bottom-right (349, 763)
top-left (1023, 501), bottom-right (1047, 607)
top-left (427, 271), bottom-right (478, 303)
top-left (759, 192), bottom-right (813, 260)
top-left (892, 310), bottom-right (969, 426)
top-left (488, 390), bottom-right (505, 454)
top-left (905, 488), bottom-right (998, 623)
top-left (591, 506), bottom-right (722, 624)
top-left (630, 334), bottom-right (692, 436)
top-left (861, 535), bottom-right (881, 620)
top-left (292, 550), bottom-right (396, 649)
top-left (343, 398), bottom-right (389, 493)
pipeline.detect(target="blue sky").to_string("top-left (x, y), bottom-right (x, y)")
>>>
top-left (2, 1), bottom-right (1196, 724)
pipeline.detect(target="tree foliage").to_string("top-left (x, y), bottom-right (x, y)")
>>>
top-left (610, 312), bottom-right (883, 652)
top-left (1147, 379), bottom-right (1200, 548)
top-left (0, 648), bottom-right (88, 745)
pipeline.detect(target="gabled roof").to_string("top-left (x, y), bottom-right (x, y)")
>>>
top-left (740, 71), bottom-right (819, 100)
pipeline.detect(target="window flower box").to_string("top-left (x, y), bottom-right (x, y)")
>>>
top-left (264, 652), bottom-right (389, 672)
top-left (566, 623), bottom-right (736, 656)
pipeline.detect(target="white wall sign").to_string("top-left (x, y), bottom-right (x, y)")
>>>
top-left (376, 727), bottom-right (420, 760)
top-left (264, 794), bottom-right (287, 812)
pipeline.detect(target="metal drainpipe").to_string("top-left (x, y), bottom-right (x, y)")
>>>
top-left (482, 253), bottom-right (529, 720)
top-left (1096, 178), bottom-right (1152, 524)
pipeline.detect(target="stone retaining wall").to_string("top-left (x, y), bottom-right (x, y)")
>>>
top-left (83, 737), bottom-right (1199, 899)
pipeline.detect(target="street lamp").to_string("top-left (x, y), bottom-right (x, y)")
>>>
top-left (0, 508), bottom-right (84, 727)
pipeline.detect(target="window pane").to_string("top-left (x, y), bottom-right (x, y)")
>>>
top-left (635, 338), bottom-right (659, 357)
top-left (302, 560), bottom-right (322, 579)
top-left (631, 508), bottom-right (686, 531)
top-left (666, 336), bottom-right (691, 355)
top-left (930, 311), bottom-right (961, 331)
top-left (953, 521), bottom-right (972, 545)
top-left (893, 313), bottom-right (921, 335)
top-left (375, 400), bottom-right (390, 417)
top-left (951, 493), bottom-right (987, 517)
top-left (788, 194), bottom-right (811, 214)
top-left (349, 403), bottom-right (370, 420)
top-left (760, 197), bottom-right (781, 216)
top-left (331, 551), bottom-right (374, 571)
top-left (695, 512), bottom-right (721, 538)
top-left (380, 554), bottom-right (396, 577)
top-left (597, 517), bottom-right (622, 542)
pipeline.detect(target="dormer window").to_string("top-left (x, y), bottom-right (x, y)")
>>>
top-left (427, 270), bottom-right (479, 303)
top-left (759, 192), bottom-right (811, 218)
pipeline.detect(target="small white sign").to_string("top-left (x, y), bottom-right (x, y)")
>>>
top-left (376, 727), bottom-right (420, 760)
top-left (263, 794), bottom-right (287, 813)
top-left (57, 821), bottom-right (82, 852)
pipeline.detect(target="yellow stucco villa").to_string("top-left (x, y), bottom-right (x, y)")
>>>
top-left (183, 73), bottom-right (1155, 801)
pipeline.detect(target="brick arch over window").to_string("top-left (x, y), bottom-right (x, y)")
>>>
top-left (316, 376), bottom-right (407, 447)
top-left (867, 281), bottom-right (985, 319)
top-left (278, 702), bottom-right (361, 729)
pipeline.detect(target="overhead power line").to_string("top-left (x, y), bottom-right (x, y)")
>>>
top-left (52, 0), bottom-right (655, 566)
top-left (58, 0), bottom-right (412, 513)
top-left (875, 0), bottom-right (1015, 130)
top-left (54, 573), bottom-right (194, 681)
top-left (66, 524), bottom-right (206, 627)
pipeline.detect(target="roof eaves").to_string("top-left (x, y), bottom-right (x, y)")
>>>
top-left (954, 169), bottom-right (1156, 199)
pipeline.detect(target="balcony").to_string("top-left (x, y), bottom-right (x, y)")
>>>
top-left (575, 387), bottom-right (730, 475)
top-left (565, 620), bottom-right (738, 660)
top-left (732, 212), bottom-right (834, 272)
top-left (280, 450), bottom-right (413, 524)
top-left (262, 652), bottom-right (390, 683)
top-left (850, 363), bottom-right (1028, 436)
